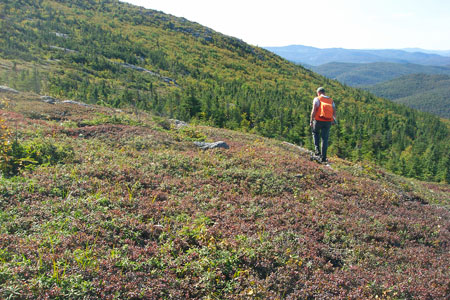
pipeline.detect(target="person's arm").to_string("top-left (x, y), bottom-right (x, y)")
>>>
top-left (310, 98), bottom-right (318, 127)
top-left (332, 102), bottom-right (337, 125)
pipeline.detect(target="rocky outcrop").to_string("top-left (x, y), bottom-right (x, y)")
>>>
top-left (169, 119), bottom-right (188, 129)
top-left (0, 86), bottom-right (19, 94)
top-left (40, 96), bottom-right (59, 104)
top-left (49, 45), bottom-right (78, 53)
top-left (61, 100), bottom-right (91, 107)
top-left (119, 63), bottom-right (178, 86)
top-left (39, 96), bottom-right (90, 107)
top-left (51, 32), bottom-right (69, 38)
top-left (194, 141), bottom-right (229, 150)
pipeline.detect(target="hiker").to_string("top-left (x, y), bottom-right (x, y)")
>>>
top-left (310, 87), bottom-right (336, 163)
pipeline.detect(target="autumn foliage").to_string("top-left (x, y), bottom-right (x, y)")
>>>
top-left (0, 94), bottom-right (448, 299)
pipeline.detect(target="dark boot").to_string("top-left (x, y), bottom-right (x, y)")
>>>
top-left (314, 147), bottom-right (321, 156)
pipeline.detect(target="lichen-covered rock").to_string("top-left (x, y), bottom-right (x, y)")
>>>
top-left (40, 96), bottom-right (59, 104)
top-left (61, 100), bottom-right (90, 107)
top-left (194, 141), bottom-right (229, 150)
top-left (0, 85), bottom-right (19, 94)
top-left (169, 119), bottom-right (188, 129)
top-left (49, 45), bottom-right (78, 53)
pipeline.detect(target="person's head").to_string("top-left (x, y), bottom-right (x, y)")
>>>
top-left (316, 87), bottom-right (326, 95)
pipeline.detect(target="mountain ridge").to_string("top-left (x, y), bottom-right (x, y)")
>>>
top-left (402, 48), bottom-right (450, 56)
top-left (265, 44), bottom-right (450, 66)
top-left (362, 73), bottom-right (450, 119)
top-left (305, 63), bottom-right (450, 119)
top-left (307, 62), bottom-right (450, 86)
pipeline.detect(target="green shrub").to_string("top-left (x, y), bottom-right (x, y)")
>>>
top-left (177, 126), bottom-right (207, 142)
top-left (23, 138), bottom-right (74, 165)
top-left (81, 113), bottom-right (142, 126)
top-left (0, 138), bottom-right (74, 177)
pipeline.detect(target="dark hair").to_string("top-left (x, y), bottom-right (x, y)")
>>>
top-left (317, 87), bottom-right (325, 94)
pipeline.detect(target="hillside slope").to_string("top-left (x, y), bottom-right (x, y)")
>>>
top-left (307, 62), bottom-right (450, 86)
top-left (0, 93), bottom-right (449, 299)
top-left (0, 0), bottom-right (449, 183)
top-left (362, 74), bottom-right (450, 119)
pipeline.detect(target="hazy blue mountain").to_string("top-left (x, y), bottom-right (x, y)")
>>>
top-left (264, 45), bottom-right (450, 66)
top-left (307, 62), bottom-right (450, 86)
top-left (402, 48), bottom-right (450, 57)
top-left (362, 73), bottom-right (450, 119)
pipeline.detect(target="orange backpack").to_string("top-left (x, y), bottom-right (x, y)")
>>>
top-left (316, 96), bottom-right (334, 121)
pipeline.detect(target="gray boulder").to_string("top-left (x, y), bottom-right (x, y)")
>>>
top-left (51, 32), bottom-right (69, 38)
top-left (119, 63), bottom-right (178, 86)
top-left (194, 141), bottom-right (229, 150)
top-left (40, 95), bottom-right (59, 104)
top-left (0, 85), bottom-right (19, 94)
top-left (49, 45), bottom-right (78, 53)
top-left (61, 100), bottom-right (90, 107)
top-left (169, 119), bottom-right (188, 129)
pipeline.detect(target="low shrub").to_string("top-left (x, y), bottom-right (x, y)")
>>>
top-left (176, 126), bottom-right (207, 142)
top-left (81, 113), bottom-right (142, 127)
top-left (0, 137), bottom-right (74, 177)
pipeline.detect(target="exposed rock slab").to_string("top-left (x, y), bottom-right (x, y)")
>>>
top-left (194, 141), bottom-right (229, 150)
top-left (40, 96), bottom-right (59, 104)
top-left (0, 85), bottom-right (19, 94)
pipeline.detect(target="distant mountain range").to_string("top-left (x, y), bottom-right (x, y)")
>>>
top-left (304, 62), bottom-right (450, 119)
top-left (362, 74), bottom-right (450, 119)
top-left (265, 45), bottom-right (450, 119)
top-left (402, 48), bottom-right (450, 56)
top-left (307, 62), bottom-right (450, 86)
top-left (264, 45), bottom-right (450, 66)
top-left (306, 62), bottom-right (450, 119)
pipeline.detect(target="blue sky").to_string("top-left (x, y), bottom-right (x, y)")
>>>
top-left (122, 0), bottom-right (450, 50)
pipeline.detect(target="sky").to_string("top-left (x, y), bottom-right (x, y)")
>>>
top-left (121, 0), bottom-right (450, 50)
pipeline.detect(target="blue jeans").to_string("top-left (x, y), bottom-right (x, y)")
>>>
top-left (312, 120), bottom-right (332, 160)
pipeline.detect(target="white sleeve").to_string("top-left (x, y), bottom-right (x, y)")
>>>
top-left (313, 97), bottom-right (320, 108)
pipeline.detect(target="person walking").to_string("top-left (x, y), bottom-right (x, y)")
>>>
top-left (310, 87), bottom-right (336, 163)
